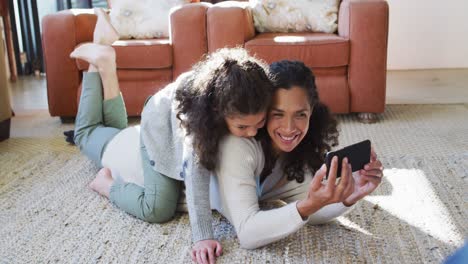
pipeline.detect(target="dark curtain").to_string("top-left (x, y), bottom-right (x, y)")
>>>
top-left (57, 0), bottom-right (106, 10)
top-left (9, 0), bottom-right (107, 75)
top-left (9, 0), bottom-right (42, 75)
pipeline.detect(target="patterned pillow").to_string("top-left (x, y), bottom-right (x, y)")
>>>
top-left (109, 0), bottom-right (192, 39)
top-left (250, 0), bottom-right (340, 34)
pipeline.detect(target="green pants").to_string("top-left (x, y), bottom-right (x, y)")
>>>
top-left (74, 72), bottom-right (181, 223)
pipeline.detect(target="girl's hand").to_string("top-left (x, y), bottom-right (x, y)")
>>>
top-left (297, 156), bottom-right (355, 218)
top-left (344, 149), bottom-right (384, 206)
top-left (191, 239), bottom-right (222, 264)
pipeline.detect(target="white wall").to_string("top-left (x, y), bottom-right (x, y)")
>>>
top-left (387, 0), bottom-right (468, 70)
top-left (37, 1), bottom-right (58, 32)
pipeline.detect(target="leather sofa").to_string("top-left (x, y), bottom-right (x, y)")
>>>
top-left (0, 17), bottom-right (12, 141)
top-left (207, 0), bottom-right (389, 122)
top-left (42, 2), bottom-right (211, 120)
top-left (42, 0), bottom-right (388, 122)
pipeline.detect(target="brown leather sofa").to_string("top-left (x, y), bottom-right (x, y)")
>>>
top-left (42, 2), bottom-right (211, 120)
top-left (207, 0), bottom-right (389, 122)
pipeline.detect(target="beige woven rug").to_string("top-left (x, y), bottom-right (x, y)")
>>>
top-left (1, 105), bottom-right (467, 263)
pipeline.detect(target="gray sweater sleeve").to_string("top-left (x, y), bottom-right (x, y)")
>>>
top-left (184, 153), bottom-right (214, 242)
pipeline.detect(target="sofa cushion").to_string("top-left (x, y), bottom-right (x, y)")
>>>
top-left (77, 68), bottom-right (172, 116)
top-left (245, 32), bottom-right (349, 67)
top-left (251, 0), bottom-right (339, 34)
top-left (109, 0), bottom-right (193, 39)
top-left (76, 39), bottom-right (172, 70)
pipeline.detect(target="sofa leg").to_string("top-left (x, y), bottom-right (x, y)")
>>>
top-left (60, 116), bottom-right (75, 124)
top-left (0, 118), bottom-right (11, 141)
top-left (357, 113), bottom-right (378, 124)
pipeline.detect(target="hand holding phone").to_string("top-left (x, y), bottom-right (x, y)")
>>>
top-left (325, 140), bottom-right (371, 178)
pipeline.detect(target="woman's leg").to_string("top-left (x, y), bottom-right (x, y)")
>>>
top-left (103, 95), bottom-right (128, 129)
top-left (71, 9), bottom-right (126, 195)
top-left (73, 68), bottom-right (121, 165)
top-left (74, 9), bottom-right (180, 222)
top-left (72, 7), bottom-right (123, 164)
top-left (94, 8), bottom-right (127, 129)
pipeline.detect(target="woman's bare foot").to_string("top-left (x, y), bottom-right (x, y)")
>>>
top-left (94, 8), bottom-right (119, 45)
top-left (89, 168), bottom-right (114, 198)
top-left (70, 43), bottom-right (121, 100)
top-left (70, 43), bottom-right (116, 73)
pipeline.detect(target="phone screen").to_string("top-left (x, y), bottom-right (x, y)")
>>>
top-left (325, 140), bottom-right (371, 178)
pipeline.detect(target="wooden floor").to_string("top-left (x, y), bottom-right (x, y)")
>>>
top-left (386, 69), bottom-right (468, 104)
top-left (10, 75), bottom-right (48, 114)
top-left (8, 69), bottom-right (468, 115)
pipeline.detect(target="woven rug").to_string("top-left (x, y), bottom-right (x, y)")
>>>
top-left (1, 105), bottom-right (467, 263)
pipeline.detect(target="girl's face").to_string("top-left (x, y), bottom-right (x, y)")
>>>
top-left (225, 112), bottom-right (266, 138)
top-left (267, 86), bottom-right (312, 154)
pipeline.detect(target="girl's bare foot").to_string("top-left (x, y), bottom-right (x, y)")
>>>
top-left (70, 43), bottom-right (116, 73)
top-left (89, 168), bottom-right (114, 198)
top-left (94, 8), bottom-right (119, 45)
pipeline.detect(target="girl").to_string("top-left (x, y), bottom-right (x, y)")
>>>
top-left (70, 9), bottom-right (273, 264)
top-left (210, 60), bottom-right (384, 249)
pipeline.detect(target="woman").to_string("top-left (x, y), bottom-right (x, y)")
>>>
top-left (70, 9), bottom-right (273, 264)
top-left (209, 60), bottom-right (384, 250)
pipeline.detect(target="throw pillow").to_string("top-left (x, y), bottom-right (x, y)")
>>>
top-left (109, 0), bottom-right (191, 39)
top-left (250, 0), bottom-right (340, 34)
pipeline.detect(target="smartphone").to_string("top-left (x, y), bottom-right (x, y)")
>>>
top-left (325, 140), bottom-right (371, 178)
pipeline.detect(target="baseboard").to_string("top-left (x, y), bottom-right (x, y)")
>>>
top-left (0, 118), bottom-right (11, 141)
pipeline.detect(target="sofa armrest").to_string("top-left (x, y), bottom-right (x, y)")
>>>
top-left (338, 0), bottom-right (389, 113)
top-left (207, 1), bottom-right (255, 52)
top-left (171, 3), bottom-right (211, 78)
top-left (42, 9), bottom-right (96, 117)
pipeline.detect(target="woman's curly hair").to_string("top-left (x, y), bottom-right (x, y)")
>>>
top-left (175, 48), bottom-right (273, 171)
top-left (258, 60), bottom-right (340, 183)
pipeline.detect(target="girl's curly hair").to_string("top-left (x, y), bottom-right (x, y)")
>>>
top-left (258, 60), bottom-right (340, 183)
top-left (175, 48), bottom-right (273, 171)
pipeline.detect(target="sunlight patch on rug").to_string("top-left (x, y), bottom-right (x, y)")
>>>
top-left (365, 167), bottom-right (464, 246)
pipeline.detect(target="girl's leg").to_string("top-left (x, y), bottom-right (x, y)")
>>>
top-left (109, 139), bottom-right (181, 223)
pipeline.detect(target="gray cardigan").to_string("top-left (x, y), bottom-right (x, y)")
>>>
top-left (140, 72), bottom-right (213, 242)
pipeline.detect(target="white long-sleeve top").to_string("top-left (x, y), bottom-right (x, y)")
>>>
top-left (210, 135), bottom-right (352, 249)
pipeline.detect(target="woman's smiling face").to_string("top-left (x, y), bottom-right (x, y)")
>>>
top-left (267, 86), bottom-right (312, 154)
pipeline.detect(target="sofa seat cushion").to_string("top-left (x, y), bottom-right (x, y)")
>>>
top-left (76, 39), bottom-right (172, 70)
top-left (77, 68), bottom-right (172, 116)
top-left (245, 32), bottom-right (349, 67)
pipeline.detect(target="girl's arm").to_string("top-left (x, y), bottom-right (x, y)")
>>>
top-left (185, 153), bottom-right (222, 264)
top-left (184, 154), bottom-right (214, 242)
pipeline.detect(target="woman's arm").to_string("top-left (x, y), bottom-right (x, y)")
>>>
top-left (215, 136), bottom-right (309, 249)
top-left (344, 148), bottom-right (384, 205)
top-left (296, 157), bottom-right (356, 218)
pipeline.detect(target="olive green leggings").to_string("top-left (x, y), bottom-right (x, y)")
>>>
top-left (74, 72), bottom-right (180, 223)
